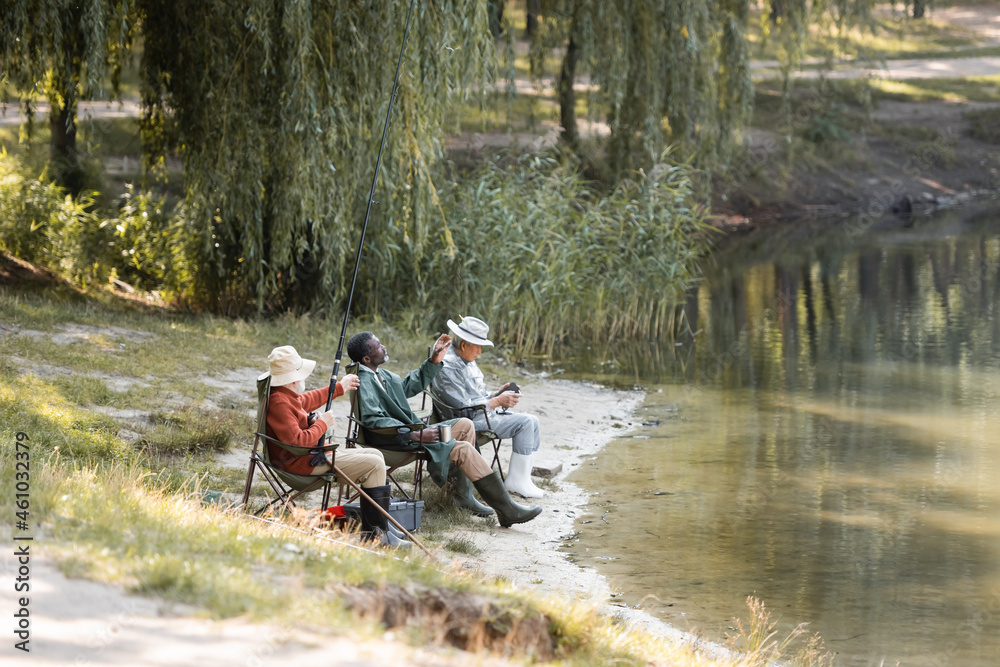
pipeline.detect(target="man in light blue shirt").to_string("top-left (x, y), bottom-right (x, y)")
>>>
top-left (431, 316), bottom-right (545, 498)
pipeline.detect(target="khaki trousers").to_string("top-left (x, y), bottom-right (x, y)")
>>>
top-left (448, 418), bottom-right (492, 481)
top-left (312, 449), bottom-right (386, 488)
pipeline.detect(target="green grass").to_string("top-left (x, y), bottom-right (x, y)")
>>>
top-left (868, 75), bottom-right (1000, 103)
top-left (445, 535), bottom-right (483, 555)
top-left (445, 89), bottom-right (560, 134)
top-left (747, 8), bottom-right (987, 62)
top-left (754, 75), bottom-right (1000, 110)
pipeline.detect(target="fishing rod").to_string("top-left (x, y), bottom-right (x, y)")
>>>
top-left (311, 0), bottom-right (418, 467)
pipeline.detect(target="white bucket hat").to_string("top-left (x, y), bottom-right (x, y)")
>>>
top-left (447, 316), bottom-right (494, 347)
top-left (262, 345), bottom-right (317, 386)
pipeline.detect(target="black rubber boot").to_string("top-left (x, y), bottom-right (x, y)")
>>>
top-left (452, 469), bottom-right (494, 517)
top-left (360, 484), bottom-right (412, 549)
top-left (472, 471), bottom-right (542, 527)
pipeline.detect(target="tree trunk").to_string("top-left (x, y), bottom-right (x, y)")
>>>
top-left (49, 97), bottom-right (85, 195)
top-left (526, 0), bottom-right (540, 37)
top-left (770, 0), bottom-right (785, 23)
top-left (49, 21), bottom-right (86, 195)
top-left (558, 32), bottom-right (579, 147)
top-left (488, 0), bottom-right (506, 37)
top-left (912, 0), bottom-right (925, 19)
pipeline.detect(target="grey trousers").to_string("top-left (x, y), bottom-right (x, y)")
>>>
top-left (474, 411), bottom-right (540, 455)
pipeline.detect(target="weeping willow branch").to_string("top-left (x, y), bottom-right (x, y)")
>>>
top-left (138, 0), bottom-right (492, 314)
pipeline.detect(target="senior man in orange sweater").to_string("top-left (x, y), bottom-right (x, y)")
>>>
top-left (263, 345), bottom-right (410, 549)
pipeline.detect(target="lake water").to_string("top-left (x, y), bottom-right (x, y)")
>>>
top-left (558, 207), bottom-right (1000, 666)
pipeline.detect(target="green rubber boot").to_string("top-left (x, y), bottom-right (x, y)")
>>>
top-left (472, 471), bottom-right (542, 527)
top-left (453, 469), bottom-right (494, 517)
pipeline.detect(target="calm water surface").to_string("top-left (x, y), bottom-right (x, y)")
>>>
top-left (558, 208), bottom-right (1000, 666)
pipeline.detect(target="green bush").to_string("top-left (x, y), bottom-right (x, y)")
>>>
top-left (2, 149), bottom-right (706, 351)
top-left (0, 154), bottom-right (95, 265)
top-left (803, 104), bottom-right (852, 145)
top-left (0, 153), bottom-right (192, 297)
top-left (965, 108), bottom-right (1000, 144)
top-left (101, 186), bottom-right (193, 293)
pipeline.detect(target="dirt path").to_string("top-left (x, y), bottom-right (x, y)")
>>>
top-left (934, 4), bottom-right (1000, 44)
top-left (754, 55), bottom-right (1000, 80)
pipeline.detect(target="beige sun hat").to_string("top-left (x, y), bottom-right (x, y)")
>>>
top-left (446, 316), bottom-right (494, 347)
top-left (262, 345), bottom-right (317, 386)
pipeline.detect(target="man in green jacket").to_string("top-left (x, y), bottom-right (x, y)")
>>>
top-left (347, 331), bottom-right (541, 527)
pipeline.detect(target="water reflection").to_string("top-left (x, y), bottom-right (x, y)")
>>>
top-left (561, 209), bottom-right (1000, 666)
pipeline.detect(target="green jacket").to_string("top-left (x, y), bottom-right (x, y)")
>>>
top-left (356, 358), bottom-right (456, 486)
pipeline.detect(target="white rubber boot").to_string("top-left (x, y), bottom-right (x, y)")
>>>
top-left (504, 452), bottom-right (545, 498)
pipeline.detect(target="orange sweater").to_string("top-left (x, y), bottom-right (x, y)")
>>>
top-left (266, 383), bottom-right (345, 475)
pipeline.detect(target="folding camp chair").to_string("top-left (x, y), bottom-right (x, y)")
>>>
top-left (343, 363), bottom-right (431, 500)
top-left (425, 385), bottom-right (505, 480)
top-left (241, 375), bottom-right (341, 515)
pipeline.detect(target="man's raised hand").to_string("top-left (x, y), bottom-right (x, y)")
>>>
top-left (430, 333), bottom-right (452, 363)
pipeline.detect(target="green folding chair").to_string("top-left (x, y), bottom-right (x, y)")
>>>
top-left (241, 375), bottom-right (341, 515)
top-left (343, 363), bottom-right (430, 500)
top-left (425, 385), bottom-right (505, 480)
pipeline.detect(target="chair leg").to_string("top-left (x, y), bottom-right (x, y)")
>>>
top-left (386, 472), bottom-right (412, 499)
top-left (285, 478), bottom-right (328, 507)
top-left (254, 469), bottom-right (294, 516)
top-left (492, 439), bottom-right (505, 481)
top-left (248, 461), bottom-right (324, 516)
top-left (415, 458), bottom-right (425, 499)
top-left (247, 460), bottom-right (293, 515)
top-left (241, 457), bottom-right (257, 510)
top-left (384, 453), bottom-right (419, 500)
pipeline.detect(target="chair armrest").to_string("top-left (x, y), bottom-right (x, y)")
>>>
top-left (257, 432), bottom-right (339, 455)
top-left (433, 399), bottom-right (489, 423)
top-left (358, 422), bottom-right (426, 448)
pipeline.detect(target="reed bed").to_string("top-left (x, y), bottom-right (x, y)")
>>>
top-left (390, 152), bottom-right (711, 354)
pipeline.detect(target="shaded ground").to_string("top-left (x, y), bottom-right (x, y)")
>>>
top-left (711, 99), bottom-right (1000, 228)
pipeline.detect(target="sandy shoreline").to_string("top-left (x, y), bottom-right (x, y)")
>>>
top-left (25, 375), bottom-right (726, 665)
top-left (442, 377), bottom-right (726, 658)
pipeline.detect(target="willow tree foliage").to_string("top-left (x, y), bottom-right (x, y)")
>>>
top-left (534, 0), bottom-right (753, 175)
top-left (138, 0), bottom-right (492, 313)
top-left (757, 0), bottom-right (877, 132)
top-left (535, 0), bottom-right (877, 176)
top-left (0, 0), bottom-right (136, 192)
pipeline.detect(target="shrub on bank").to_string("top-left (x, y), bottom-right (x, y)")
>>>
top-left (0, 154), bottom-right (192, 296)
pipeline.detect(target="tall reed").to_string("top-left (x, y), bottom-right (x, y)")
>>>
top-left (401, 152), bottom-right (710, 353)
